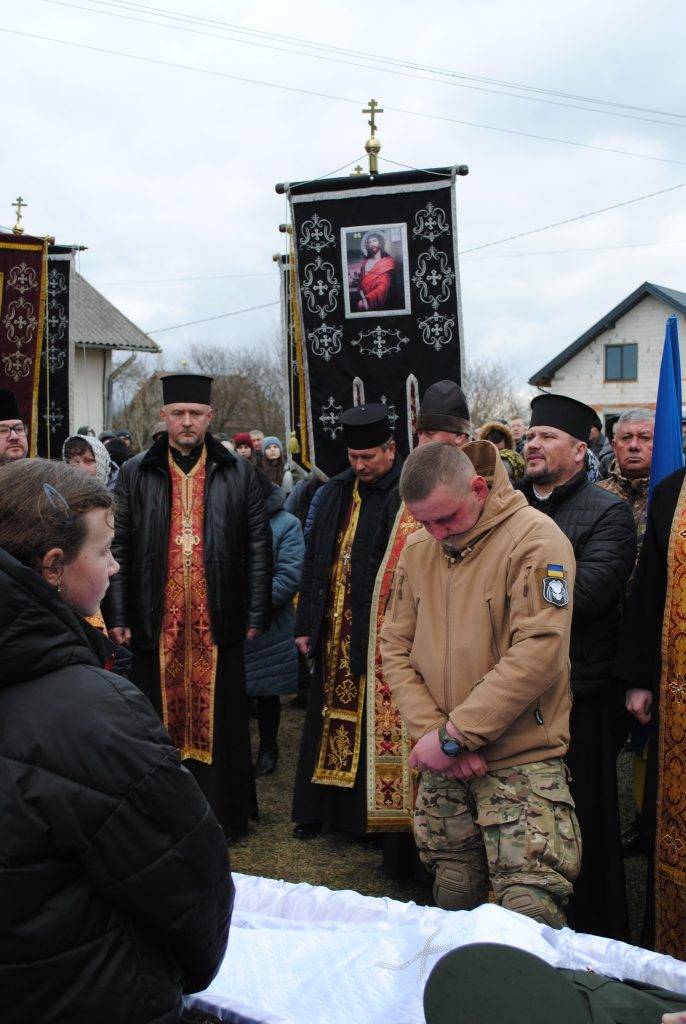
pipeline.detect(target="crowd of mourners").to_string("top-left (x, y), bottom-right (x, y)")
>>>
top-left (0, 375), bottom-right (685, 1024)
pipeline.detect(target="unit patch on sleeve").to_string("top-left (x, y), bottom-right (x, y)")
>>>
top-left (539, 563), bottom-right (569, 607)
top-left (533, 564), bottom-right (569, 608)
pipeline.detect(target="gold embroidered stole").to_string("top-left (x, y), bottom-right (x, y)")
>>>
top-left (366, 502), bottom-right (419, 832)
top-left (312, 481), bottom-right (366, 788)
top-left (85, 609), bottom-right (107, 632)
top-left (655, 475), bottom-right (686, 958)
top-left (159, 448), bottom-right (218, 764)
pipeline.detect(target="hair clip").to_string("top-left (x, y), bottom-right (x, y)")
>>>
top-left (43, 483), bottom-right (76, 526)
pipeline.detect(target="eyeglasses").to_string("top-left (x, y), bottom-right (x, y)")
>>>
top-left (0, 423), bottom-right (26, 439)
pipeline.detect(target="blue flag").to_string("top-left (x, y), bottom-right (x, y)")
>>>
top-left (649, 314), bottom-right (685, 500)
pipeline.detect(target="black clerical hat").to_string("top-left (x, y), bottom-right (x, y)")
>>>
top-left (341, 403), bottom-right (391, 449)
top-left (0, 389), bottom-right (21, 422)
top-left (529, 393), bottom-right (596, 443)
top-left (416, 380), bottom-right (470, 435)
top-left (424, 944), bottom-right (602, 1024)
top-left (160, 373), bottom-right (213, 406)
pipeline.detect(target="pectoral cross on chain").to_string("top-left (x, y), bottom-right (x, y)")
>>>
top-left (176, 520), bottom-right (200, 561)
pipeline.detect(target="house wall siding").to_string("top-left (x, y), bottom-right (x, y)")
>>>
top-left (72, 347), bottom-right (111, 434)
top-left (549, 296), bottom-right (686, 412)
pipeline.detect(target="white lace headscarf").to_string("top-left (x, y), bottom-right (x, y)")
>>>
top-left (62, 434), bottom-right (113, 488)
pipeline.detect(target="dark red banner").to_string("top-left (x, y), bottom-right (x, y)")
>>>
top-left (0, 232), bottom-right (48, 455)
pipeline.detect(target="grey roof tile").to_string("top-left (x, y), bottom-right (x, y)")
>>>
top-left (72, 272), bottom-right (161, 353)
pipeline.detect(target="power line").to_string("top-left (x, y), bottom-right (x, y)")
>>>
top-left (4, 26), bottom-right (686, 168)
top-left (84, 0), bottom-right (686, 122)
top-left (37, 0), bottom-right (686, 131)
top-left (102, 176), bottom-right (686, 287)
top-left (459, 180), bottom-right (686, 254)
top-left (97, 271), bottom-right (275, 285)
top-left (146, 300), bottom-right (278, 333)
top-left (140, 185), bottom-right (685, 327)
top-left (462, 239), bottom-right (686, 260)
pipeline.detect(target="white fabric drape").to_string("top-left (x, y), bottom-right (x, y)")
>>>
top-left (187, 873), bottom-right (686, 1024)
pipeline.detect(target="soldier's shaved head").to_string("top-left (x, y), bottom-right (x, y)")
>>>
top-left (400, 442), bottom-right (475, 504)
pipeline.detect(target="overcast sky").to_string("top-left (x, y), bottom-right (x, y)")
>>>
top-left (2, 0), bottom-right (685, 390)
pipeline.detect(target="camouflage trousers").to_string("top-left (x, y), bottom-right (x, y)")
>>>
top-left (414, 757), bottom-right (581, 926)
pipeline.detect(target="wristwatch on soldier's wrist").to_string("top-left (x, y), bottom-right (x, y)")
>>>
top-left (438, 723), bottom-right (463, 757)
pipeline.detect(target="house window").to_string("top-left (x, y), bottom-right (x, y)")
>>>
top-left (605, 343), bottom-right (638, 381)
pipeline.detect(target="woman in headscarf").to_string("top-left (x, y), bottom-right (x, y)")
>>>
top-left (63, 432), bottom-right (117, 490)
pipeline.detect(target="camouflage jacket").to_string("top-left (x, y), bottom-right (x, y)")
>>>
top-left (597, 460), bottom-right (649, 553)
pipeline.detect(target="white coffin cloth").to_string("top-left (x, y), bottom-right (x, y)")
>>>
top-left (186, 873), bottom-right (686, 1024)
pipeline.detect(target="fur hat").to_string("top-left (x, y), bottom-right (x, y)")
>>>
top-left (477, 420), bottom-right (514, 449)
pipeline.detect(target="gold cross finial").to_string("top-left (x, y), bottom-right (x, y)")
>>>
top-left (362, 99), bottom-right (383, 174)
top-left (363, 99), bottom-right (383, 138)
top-left (350, 165), bottom-right (364, 176)
top-left (11, 196), bottom-right (27, 236)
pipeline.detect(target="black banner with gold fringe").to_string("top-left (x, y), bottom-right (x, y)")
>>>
top-left (284, 167), bottom-right (465, 477)
top-left (0, 232), bottom-right (49, 455)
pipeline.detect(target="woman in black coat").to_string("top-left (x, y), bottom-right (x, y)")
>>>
top-left (0, 460), bottom-right (233, 1024)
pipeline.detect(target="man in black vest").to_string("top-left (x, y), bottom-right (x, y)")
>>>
top-left (519, 393), bottom-right (636, 940)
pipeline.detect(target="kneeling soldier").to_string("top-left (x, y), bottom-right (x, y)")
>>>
top-left (380, 441), bottom-right (581, 927)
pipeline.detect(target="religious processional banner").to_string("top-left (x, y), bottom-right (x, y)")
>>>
top-left (0, 232), bottom-right (49, 455)
top-left (285, 167), bottom-right (465, 477)
top-left (37, 245), bottom-right (74, 458)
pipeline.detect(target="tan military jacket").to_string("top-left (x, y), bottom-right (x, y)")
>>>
top-left (380, 441), bottom-right (576, 770)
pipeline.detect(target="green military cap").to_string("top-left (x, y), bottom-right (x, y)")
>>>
top-left (424, 943), bottom-right (611, 1024)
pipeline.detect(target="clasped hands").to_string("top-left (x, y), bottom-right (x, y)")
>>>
top-left (409, 725), bottom-right (487, 781)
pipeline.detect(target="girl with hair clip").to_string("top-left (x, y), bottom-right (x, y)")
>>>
top-left (0, 459), bottom-right (232, 1024)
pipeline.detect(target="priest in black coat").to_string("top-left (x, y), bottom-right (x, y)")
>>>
top-left (104, 373), bottom-right (272, 842)
top-left (292, 404), bottom-right (402, 838)
top-left (518, 393), bottom-right (636, 941)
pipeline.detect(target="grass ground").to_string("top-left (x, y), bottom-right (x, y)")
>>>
top-left (230, 701), bottom-right (648, 943)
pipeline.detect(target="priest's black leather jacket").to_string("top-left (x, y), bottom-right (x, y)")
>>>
top-left (0, 546), bottom-right (233, 1023)
top-left (104, 432), bottom-right (272, 648)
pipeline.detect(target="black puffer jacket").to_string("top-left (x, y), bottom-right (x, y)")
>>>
top-left (104, 433), bottom-right (272, 647)
top-left (295, 460), bottom-right (402, 676)
top-left (0, 547), bottom-right (233, 1024)
top-left (519, 470), bottom-right (637, 695)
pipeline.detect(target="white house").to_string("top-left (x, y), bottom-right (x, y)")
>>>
top-left (528, 282), bottom-right (686, 431)
top-left (72, 272), bottom-right (160, 434)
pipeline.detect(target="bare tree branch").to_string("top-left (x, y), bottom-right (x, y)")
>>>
top-left (463, 359), bottom-right (524, 429)
top-left (112, 342), bottom-right (286, 449)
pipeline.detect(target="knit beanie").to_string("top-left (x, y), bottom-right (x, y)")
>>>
top-left (233, 432), bottom-right (254, 449)
top-left (262, 436), bottom-right (283, 455)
